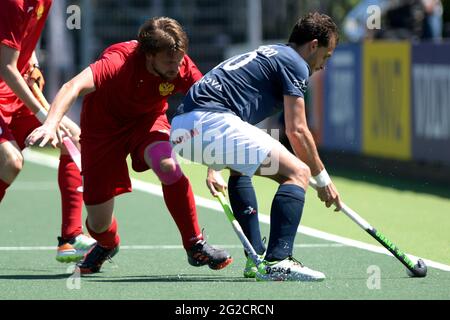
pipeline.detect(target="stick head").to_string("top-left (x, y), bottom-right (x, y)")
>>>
top-left (406, 259), bottom-right (427, 278)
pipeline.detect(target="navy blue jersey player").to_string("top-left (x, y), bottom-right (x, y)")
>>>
top-left (171, 13), bottom-right (342, 282)
top-left (178, 44), bottom-right (310, 125)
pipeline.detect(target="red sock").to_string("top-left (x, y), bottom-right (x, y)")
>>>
top-left (0, 179), bottom-right (10, 202)
top-left (58, 155), bottom-right (83, 239)
top-left (86, 217), bottom-right (120, 249)
top-left (162, 175), bottom-right (203, 249)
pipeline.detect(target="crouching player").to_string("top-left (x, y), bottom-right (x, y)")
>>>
top-left (170, 13), bottom-right (342, 281)
top-left (26, 17), bottom-right (232, 274)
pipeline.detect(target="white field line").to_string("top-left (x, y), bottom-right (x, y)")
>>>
top-left (21, 149), bottom-right (450, 272)
top-left (0, 243), bottom-right (345, 251)
top-left (9, 181), bottom-right (57, 190)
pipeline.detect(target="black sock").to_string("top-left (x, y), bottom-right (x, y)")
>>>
top-left (265, 184), bottom-right (305, 262)
top-left (228, 175), bottom-right (266, 255)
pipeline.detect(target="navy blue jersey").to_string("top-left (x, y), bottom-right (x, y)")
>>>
top-left (176, 44), bottom-right (311, 125)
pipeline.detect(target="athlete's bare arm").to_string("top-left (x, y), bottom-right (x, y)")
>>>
top-left (0, 44), bottom-right (44, 114)
top-left (283, 95), bottom-right (342, 211)
top-left (26, 67), bottom-right (96, 148)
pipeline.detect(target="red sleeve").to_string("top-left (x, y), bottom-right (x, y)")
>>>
top-left (0, 1), bottom-right (25, 50)
top-left (178, 55), bottom-right (203, 94)
top-left (89, 46), bottom-right (126, 89)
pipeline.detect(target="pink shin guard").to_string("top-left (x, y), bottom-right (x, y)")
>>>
top-left (146, 142), bottom-right (182, 185)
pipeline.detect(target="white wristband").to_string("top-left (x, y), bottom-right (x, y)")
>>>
top-left (35, 109), bottom-right (47, 123)
top-left (314, 169), bottom-right (332, 187)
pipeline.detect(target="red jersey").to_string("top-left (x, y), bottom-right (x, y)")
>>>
top-left (0, 0), bottom-right (52, 111)
top-left (81, 41), bottom-right (202, 133)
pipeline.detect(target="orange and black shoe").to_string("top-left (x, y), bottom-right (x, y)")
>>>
top-left (56, 234), bottom-right (97, 263)
top-left (76, 244), bottom-right (119, 274)
top-left (187, 240), bottom-right (233, 270)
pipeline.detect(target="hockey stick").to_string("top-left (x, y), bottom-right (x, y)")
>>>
top-left (31, 83), bottom-right (82, 172)
top-left (309, 178), bottom-right (427, 277)
top-left (216, 192), bottom-right (264, 270)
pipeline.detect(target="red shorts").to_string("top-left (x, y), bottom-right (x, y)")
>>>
top-left (81, 113), bottom-right (171, 205)
top-left (0, 99), bottom-right (40, 150)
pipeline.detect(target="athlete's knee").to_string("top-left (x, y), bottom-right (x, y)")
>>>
top-left (300, 164), bottom-right (311, 180)
top-left (280, 159), bottom-right (310, 187)
top-left (145, 141), bottom-right (183, 185)
top-left (159, 157), bottom-right (177, 173)
top-left (291, 164), bottom-right (310, 186)
top-left (1, 150), bottom-right (24, 180)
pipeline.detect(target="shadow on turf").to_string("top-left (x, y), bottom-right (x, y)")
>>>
top-left (86, 274), bottom-right (253, 283)
top-left (0, 273), bottom-right (69, 280)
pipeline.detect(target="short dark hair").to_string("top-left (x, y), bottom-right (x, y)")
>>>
top-left (138, 17), bottom-right (188, 54)
top-left (288, 12), bottom-right (339, 47)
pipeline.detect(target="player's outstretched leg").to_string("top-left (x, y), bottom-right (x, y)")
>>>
top-left (145, 141), bottom-right (232, 270)
top-left (76, 199), bottom-right (120, 274)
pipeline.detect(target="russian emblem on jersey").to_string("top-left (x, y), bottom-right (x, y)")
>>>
top-left (159, 82), bottom-right (175, 96)
top-left (36, 4), bottom-right (45, 20)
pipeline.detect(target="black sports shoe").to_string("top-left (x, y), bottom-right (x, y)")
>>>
top-left (187, 240), bottom-right (233, 270)
top-left (76, 244), bottom-right (119, 274)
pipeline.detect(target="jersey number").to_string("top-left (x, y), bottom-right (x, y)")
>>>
top-left (221, 46), bottom-right (278, 71)
top-left (222, 51), bottom-right (258, 71)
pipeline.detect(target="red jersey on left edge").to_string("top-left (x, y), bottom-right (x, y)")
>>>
top-left (0, 0), bottom-right (52, 112)
top-left (81, 41), bottom-right (203, 133)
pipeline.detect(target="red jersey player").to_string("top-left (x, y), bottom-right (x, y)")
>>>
top-left (0, 0), bottom-right (96, 262)
top-left (27, 17), bottom-right (233, 274)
